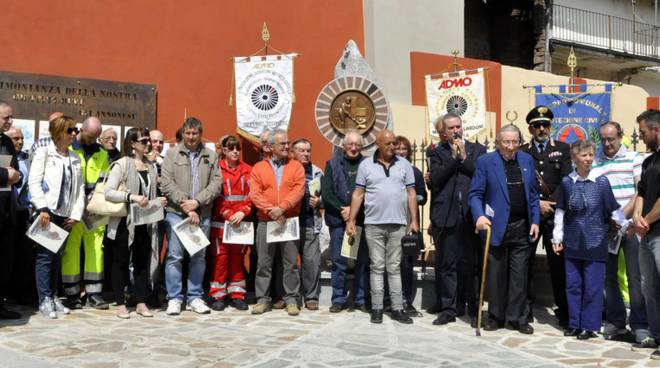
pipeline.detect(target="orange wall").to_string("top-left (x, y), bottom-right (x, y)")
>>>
top-left (0, 0), bottom-right (363, 164)
top-left (410, 52), bottom-right (502, 130)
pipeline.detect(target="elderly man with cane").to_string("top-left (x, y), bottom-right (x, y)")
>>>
top-left (468, 124), bottom-right (540, 335)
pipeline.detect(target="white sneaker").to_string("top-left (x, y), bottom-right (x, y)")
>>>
top-left (166, 299), bottom-right (182, 315)
top-left (53, 297), bottom-right (71, 315)
top-left (39, 297), bottom-right (57, 319)
top-left (187, 298), bottom-right (211, 314)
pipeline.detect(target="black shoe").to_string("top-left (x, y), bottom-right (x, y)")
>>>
top-left (354, 304), bottom-right (369, 313)
top-left (470, 316), bottom-right (482, 328)
top-left (86, 294), bottom-right (109, 310)
top-left (564, 328), bottom-right (580, 337)
top-left (456, 307), bottom-right (466, 317)
top-left (506, 321), bottom-right (533, 334)
top-left (0, 304), bottom-right (21, 319)
top-left (329, 304), bottom-right (345, 313)
top-left (577, 330), bottom-right (598, 340)
top-left (230, 299), bottom-right (248, 311)
top-left (210, 299), bottom-right (226, 311)
top-left (370, 309), bottom-right (383, 324)
top-left (432, 312), bottom-right (456, 325)
top-left (426, 304), bottom-right (441, 314)
top-left (631, 338), bottom-right (659, 351)
top-left (390, 310), bottom-right (413, 324)
top-left (64, 296), bottom-right (83, 310)
top-left (404, 304), bottom-right (422, 317)
top-left (484, 318), bottom-right (503, 331)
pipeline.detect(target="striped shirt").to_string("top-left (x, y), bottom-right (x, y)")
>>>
top-left (592, 145), bottom-right (643, 208)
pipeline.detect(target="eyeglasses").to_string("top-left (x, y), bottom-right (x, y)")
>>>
top-left (67, 127), bottom-right (79, 135)
top-left (531, 122), bottom-right (551, 129)
top-left (136, 137), bottom-right (150, 144)
top-left (499, 140), bottom-right (520, 147)
top-left (345, 143), bottom-right (363, 148)
top-left (224, 146), bottom-right (241, 151)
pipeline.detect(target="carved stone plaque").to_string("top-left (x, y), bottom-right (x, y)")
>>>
top-left (0, 70), bottom-right (156, 139)
top-left (315, 76), bottom-right (389, 147)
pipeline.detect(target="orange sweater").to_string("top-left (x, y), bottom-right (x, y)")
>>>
top-left (249, 159), bottom-right (305, 221)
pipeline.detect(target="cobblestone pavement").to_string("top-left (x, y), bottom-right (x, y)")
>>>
top-left (0, 303), bottom-right (659, 368)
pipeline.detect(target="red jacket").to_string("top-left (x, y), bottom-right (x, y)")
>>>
top-left (210, 159), bottom-right (253, 239)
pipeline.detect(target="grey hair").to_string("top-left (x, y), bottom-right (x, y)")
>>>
top-left (435, 112), bottom-right (461, 130)
top-left (342, 129), bottom-right (363, 146)
top-left (267, 129), bottom-right (288, 144)
top-left (182, 117), bottom-right (203, 134)
top-left (496, 124), bottom-right (523, 143)
top-left (570, 140), bottom-right (596, 156)
top-left (0, 100), bottom-right (10, 108)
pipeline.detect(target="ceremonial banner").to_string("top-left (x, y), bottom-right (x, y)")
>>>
top-left (534, 85), bottom-right (612, 144)
top-left (234, 54), bottom-right (294, 137)
top-left (425, 68), bottom-right (486, 140)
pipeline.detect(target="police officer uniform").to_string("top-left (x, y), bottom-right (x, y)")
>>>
top-left (521, 106), bottom-right (571, 325)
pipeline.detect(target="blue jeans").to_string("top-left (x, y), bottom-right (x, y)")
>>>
top-left (605, 234), bottom-right (649, 340)
top-left (35, 215), bottom-right (67, 303)
top-left (164, 212), bottom-right (209, 302)
top-left (640, 235), bottom-right (660, 339)
top-left (329, 225), bottom-right (369, 305)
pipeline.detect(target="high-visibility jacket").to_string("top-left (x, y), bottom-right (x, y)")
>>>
top-left (210, 159), bottom-right (252, 240)
top-left (70, 139), bottom-right (109, 195)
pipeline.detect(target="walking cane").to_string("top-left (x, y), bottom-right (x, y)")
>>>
top-left (475, 224), bottom-right (491, 337)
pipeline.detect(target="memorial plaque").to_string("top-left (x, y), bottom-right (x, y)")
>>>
top-left (0, 70), bottom-right (156, 140)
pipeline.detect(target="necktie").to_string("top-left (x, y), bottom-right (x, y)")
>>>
top-left (538, 143), bottom-right (544, 155)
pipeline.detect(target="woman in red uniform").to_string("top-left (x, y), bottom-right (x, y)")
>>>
top-left (209, 135), bottom-right (253, 311)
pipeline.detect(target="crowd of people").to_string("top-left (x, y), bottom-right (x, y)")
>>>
top-left (0, 99), bottom-right (659, 360)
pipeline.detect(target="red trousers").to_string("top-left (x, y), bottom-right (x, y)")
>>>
top-left (210, 234), bottom-right (246, 300)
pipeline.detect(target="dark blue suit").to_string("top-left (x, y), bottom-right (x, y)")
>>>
top-left (468, 151), bottom-right (540, 246)
top-left (468, 150), bottom-right (541, 326)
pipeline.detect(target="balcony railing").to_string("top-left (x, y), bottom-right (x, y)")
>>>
top-left (552, 4), bottom-right (660, 59)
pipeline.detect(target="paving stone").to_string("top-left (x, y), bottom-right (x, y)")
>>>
top-left (82, 342), bottom-right (126, 354)
top-left (607, 360), bottom-right (639, 368)
top-left (603, 348), bottom-right (648, 360)
top-left (557, 358), bottom-right (605, 365)
top-left (248, 358), bottom-right (293, 368)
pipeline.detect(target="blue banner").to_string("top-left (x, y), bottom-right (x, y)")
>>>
top-left (535, 89), bottom-right (611, 144)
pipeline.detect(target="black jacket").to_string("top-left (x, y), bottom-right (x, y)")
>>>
top-left (429, 140), bottom-right (486, 228)
top-left (0, 133), bottom-right (19, 224)
top-left (521, 138), bottom-right (572, 203)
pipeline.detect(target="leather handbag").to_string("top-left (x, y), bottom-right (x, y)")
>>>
top-left (401, 232), bottom-right (423, 257)
top-left (86, 162), bottom-right (128, 217)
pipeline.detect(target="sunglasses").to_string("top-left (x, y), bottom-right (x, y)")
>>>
top-left (136, 137), bottom-right (150, 144)
top-left (531, 121), bottom-right (551, 129)
top-left (224, 145), bottom-right (241, 152)
top-left (67, 127), bottom-right (79, 135)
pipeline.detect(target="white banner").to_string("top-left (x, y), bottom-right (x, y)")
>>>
top-left (425, 68), bottom-right (486, 140)
top-left (234, 54), bottom-right (294, 137)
